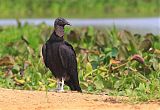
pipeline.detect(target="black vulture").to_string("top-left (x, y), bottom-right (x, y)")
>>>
top-left (42, 18), bottom-right (82, 92)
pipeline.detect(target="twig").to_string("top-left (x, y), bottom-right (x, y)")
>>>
top-left (112, 62), bottom-right (128, 70)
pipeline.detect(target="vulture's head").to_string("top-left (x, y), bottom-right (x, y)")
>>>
top-left (54, 17), bottom-right (71, 27)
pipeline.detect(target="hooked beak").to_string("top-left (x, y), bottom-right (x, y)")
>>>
top-left (65, 20), bottom-right (71, 26)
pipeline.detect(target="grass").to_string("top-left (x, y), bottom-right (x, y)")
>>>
top-left (0, 23), bottom-right (160, 102)
top-left (0, 0), bottom-right (159, 18)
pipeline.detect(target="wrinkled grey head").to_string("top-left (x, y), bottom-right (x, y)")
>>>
top-left (54, 17), bottom-right (71, 27)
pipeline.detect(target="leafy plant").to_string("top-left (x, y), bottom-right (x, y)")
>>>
top-left (0, 24), bottom-right (160, 102)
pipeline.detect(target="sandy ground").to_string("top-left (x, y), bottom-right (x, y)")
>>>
top-left (0, 88), bottom-right (159, 110)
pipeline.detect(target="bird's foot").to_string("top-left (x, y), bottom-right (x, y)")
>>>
top-left (56, 88), bottom-right (65, 92)
top-left (48, 88), bottom-right (65, 92)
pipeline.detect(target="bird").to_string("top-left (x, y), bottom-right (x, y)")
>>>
top-left (42, 18), bottom-right (82, 92)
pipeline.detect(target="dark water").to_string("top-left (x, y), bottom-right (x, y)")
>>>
top-left (0, 17), bottom-right (159, 34)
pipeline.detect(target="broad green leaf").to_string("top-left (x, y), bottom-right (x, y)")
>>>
top-left (94, 79), bottom-right (104, 90)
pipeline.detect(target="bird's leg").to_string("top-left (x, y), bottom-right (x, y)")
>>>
top-left (56, 78), bottom-right (64, 92)
top-left (56, 79), bottom-right (61, 90)
top-left (59, 77), bottom-right (64, 91)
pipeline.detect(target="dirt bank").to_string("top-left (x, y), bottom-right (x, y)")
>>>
top-left (0, 88), bottom-right (159, 110)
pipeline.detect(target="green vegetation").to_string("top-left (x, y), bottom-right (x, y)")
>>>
top-left (0, 0), bottom-right (159, 18)
top-left (0, 23), bottom-right (160, 102)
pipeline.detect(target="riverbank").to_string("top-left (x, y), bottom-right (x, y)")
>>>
top-left (0, 0), bottom-right (158, 18)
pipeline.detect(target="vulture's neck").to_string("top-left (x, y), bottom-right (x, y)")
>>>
top-left (49, 31), bottom-right (64, 42)
top-left (55, 25), bottom-right (64, 37)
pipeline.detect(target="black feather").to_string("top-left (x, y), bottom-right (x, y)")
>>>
top-left (42, 31), bottom-right (82, 92)
top-left (42, 44), bottom-right (48, 67)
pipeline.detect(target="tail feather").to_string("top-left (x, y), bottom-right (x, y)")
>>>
top-left (65, 79), bottom-right (82, 92)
